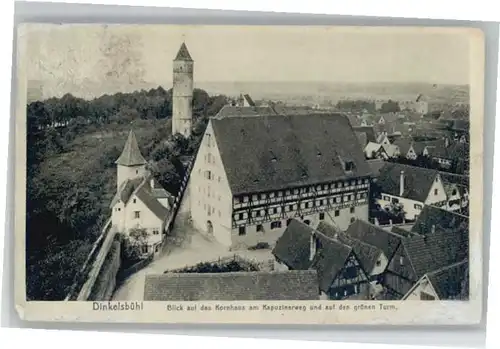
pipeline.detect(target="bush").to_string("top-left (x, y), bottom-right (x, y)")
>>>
top-left (248, 242), bottom-right (270, 250)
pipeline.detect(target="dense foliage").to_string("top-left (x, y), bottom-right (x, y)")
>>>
top-left (168, 259), bottom-right (259, 274)
top-left (26, 86), bottom-right (227, 300)
top-left (336, 100), bottom-right (376, 113)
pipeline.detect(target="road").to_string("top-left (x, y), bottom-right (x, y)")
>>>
top-left (112, 231), bottom-right (273, 301)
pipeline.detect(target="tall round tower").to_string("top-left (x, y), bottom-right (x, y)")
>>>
top-left (172, 42), bottom-right (194, 138)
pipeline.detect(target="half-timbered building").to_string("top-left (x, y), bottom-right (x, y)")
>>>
top-left (272, 219), bottom-right (373, 300)
top-left (186, 113), bottom-right (372, 249)
top-left (382, 226), bottom-right (469, 299)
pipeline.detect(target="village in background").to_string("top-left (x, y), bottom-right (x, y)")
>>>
top-left (26, 41), bottom-right (469, 303)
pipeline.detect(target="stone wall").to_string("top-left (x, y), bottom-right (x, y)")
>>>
top-left (88, 241), bottom-right (121, 301)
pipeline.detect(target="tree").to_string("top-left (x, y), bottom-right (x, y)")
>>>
top-left (380, 100), bottom-right (400, 113)
top-left (129, 228), bottom-right (149, 246)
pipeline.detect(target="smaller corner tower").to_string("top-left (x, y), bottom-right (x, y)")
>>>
top-left (172, 42), bottom-right (194, 138)
top-left (115, 130), bottom-right (148, 190)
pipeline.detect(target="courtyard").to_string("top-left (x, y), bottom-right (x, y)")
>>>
top-left (111, 224), bottom-right (275, 301)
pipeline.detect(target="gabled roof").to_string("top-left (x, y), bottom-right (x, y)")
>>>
top-left (352, 126), bottom-right (377, 143)
top-left (316, 221), bottom-right (342, 239)
top-left (412, 139), bottom-right (446, 155)
top-left (243, 94), bottom-right (256, 107)
top-left (411, 205), bottom-right (469, 236)
top-left (272, 219), bottom-right (315, 270)
top-left (110, 177), bottom-right (144, 208)
top-left (377, 163), bottom-right (439, 202)
top-left (426, 260), bottom-right (469, 300)
top-left (135, 180), bottom-right (169, 220)
top-left (144, 270), bottom-right (320, 301)
top-left (174, 42), bottom-right (193, 61)
top-left (345, 219), bottom-right (404, 261)
top-left (336, 232), bottom-right (383, 274)
top-left (402, 226), bottom-right (469, 279)
top-left (115, 130), bottom-right (147, 166)
top-left (439, 172), bottom-right (469, 188)
top-left (211, 114), bottom-right (372, 195)
top-left (310, 238), bottom-right (353, 293)
top-left (109, 176), bottom-right (169, 220)
top-left (381, 143), bottom-right (399, 157)
top-left (215, 105), bottom-right (277, 118)
top-left (364, 142), bottom-right (383, 156)
top-left (392, 138), bottom-right (413, 155)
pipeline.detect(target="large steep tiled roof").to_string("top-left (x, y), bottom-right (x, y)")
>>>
top-left (272, 219), bottom-right (315, 270)
top-left (411, 205), bottom-right (468, 236)
top-left (310, 238), bottom-right (353, 293)
top-left (211, 113), bottom-right (372, 195)
top-left (174, 42), bottom-right (193, 61)
top-left (426, 259), bottom-right (469, 300)
top-left (336, 232), bottom-right (382, 274)
top-left (144, 270), bottom-right (320, 301)
top-left (402, 227), bottom-right (468, 279)
top-left (109, 177), bottom-right (144, 208)
top-left (345, 219), bottom-right (404, 261)
top-left (115, 130), bottom-right (147, 166)
top-left (377, 163), bottom-right (439, 202)
top-left (352, 126), bottom-right (377, 144)
top-left (215, 105), bottom-right (277, 118)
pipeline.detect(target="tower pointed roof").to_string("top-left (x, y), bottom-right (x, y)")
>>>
top-left (174, 42), bottom-right (193, 62)
top-left (115, 130), bottom-right (147, 166)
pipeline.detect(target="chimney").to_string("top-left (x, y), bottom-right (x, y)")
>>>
top-left (374, 217), bottom-right (379, 226)
top-left (399, 170), bottom-right (405, 196)
top-left (150, 178), bottom-right (155, 189)
top-left (309, 233), bottom-right (317, 261)
top-left (431, 224), bottom-right (436, 234)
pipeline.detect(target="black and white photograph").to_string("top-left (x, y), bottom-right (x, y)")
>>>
top-left (16, 24), bottom-right (483, 323)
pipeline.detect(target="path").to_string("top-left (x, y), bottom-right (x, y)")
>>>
top-left (112, 230), bottom-right (274, 301)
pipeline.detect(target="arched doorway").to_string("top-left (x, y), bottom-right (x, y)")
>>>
top-left (206, 220), bottom-right (214, 236)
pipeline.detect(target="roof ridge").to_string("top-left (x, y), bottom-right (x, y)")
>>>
top-left (425, 259), bottom-right (468, 277)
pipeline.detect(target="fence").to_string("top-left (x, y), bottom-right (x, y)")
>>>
top-left (64, 218), bottom-right (112, 301)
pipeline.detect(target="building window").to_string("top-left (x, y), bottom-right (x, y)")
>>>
top-left (335, 210), bottom-right (340, 217)
top-left (293, 189), bottom-right (299, 195)
top-left (141, 245), bottom-right (148, 254)
top-left (376, 260), bottom-right (381, 267)
top-left (238, 213), bottom-right (244, 220)
top-left (261, 193), bottom-right (266, 200)
top-left (243, 196), bottom-right (249, 203)
top-left (252, 195), bottom-right (258, 201)
top-left (452, 189), bottom-right (457, 195)
top-left (350, 207), bottom-right (355, 214)
top-left (278, 191), bottom-right (283, 197)
top-left (343, 266), bottom-right (357, 279)
top-left (271, 207), bottom-right (277, 214)
top-left (134, 211), bottom-right (140, 219)
top-left (434, 189), bottom-right (438, 195)
top-left (336, 197), bottom-right (341, 203)
top-left (420, 292), bottom-right (436, 301)
top-left (323, 184), bottom-right (328, 190)
top-left (392, 198), bottom-right (399, 204)
top-left (270, 192), bottom-right (275, 199)
top-left (218, 176), bottom-right (221, 182)
top-left (257, 224), bottom-right (264, 232)
top-left (414, 204), bottom-right (423, 210)
top-left (133, 198), bottom-right (136, 203)
top-left (319, 213), bottom-right (325, 220)
top-left (288, 205), bottom-right (294, 211)
top-left (271, 221), bottom-right (282, 229)
top-left (400, 256), bottom-right (404, 265)
top-left (350, 217), bottom-right (355, 223)
top-left (153, 229), bottom-right (159, 235)
top-left (238, 226), bottom-right (246, 236)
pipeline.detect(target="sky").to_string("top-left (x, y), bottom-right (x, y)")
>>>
top-left (21, 24), bottom-right (472, 97)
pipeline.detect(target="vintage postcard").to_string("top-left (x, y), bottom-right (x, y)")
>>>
top-left (14, 24), bottom-right (484, 325)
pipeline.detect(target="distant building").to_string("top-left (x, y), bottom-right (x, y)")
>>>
top-left (172, 42), bottom-right (194, 137)
top-left (143, 270), bottom-right (320, 301)
top-left (364, 142), bottom-right (389, 160)
top-left (110, 130), bottom-right (172, 254)
top-left (375, 163), bottom-right (448, 220)
top-left (184, 113), bottom-right (372, 250)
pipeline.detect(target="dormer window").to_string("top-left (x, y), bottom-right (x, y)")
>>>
top-left (345, 161), bottom-right (355, 172)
